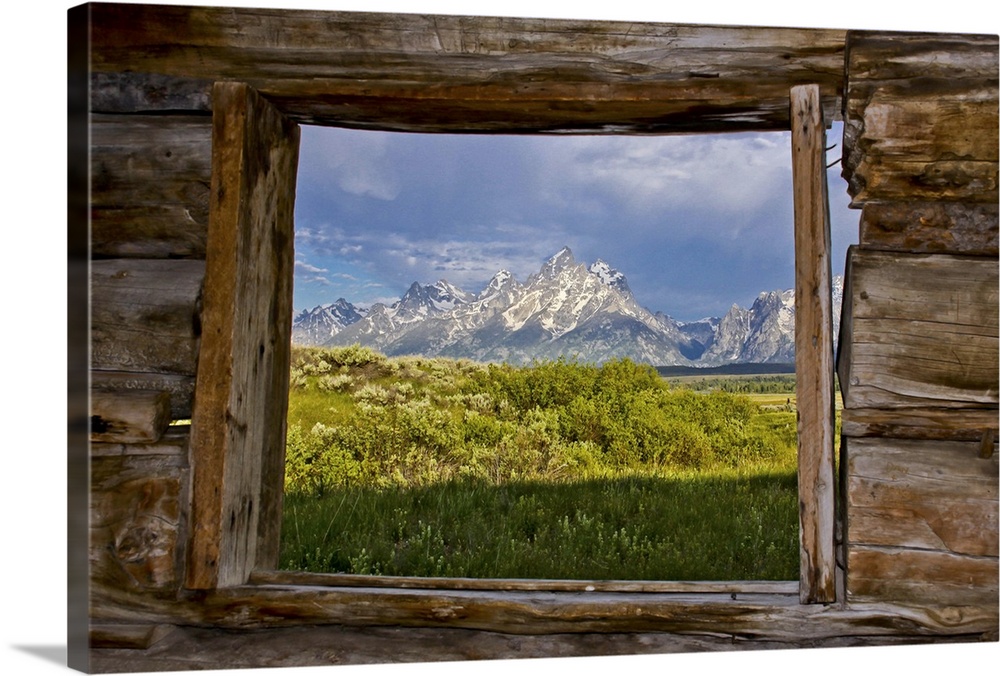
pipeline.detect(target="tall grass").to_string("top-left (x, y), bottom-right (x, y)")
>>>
top-left (280, 347), bottom-right (802, 581)
top-left (281, 467), bottom-right (798, 580)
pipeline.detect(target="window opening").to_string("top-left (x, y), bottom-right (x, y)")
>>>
top-left (277, 121), bottom-right (852, 583)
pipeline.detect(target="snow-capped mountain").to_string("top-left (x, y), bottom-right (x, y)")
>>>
top-left (290, 298), bottom-right (367, 346)
top-left (292, 247), bottom-right (844, 367)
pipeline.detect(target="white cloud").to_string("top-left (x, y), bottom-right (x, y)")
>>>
top-left (347, 228), bottom-right (572, 292)
top-left (299, 275), bottom-right (331, 286)
top-left (530, 132), bottom-right (792, 228)
top-left (299, 126), bottom-right (401, 201)
top-left (294, 260), bottom-right (328, 274)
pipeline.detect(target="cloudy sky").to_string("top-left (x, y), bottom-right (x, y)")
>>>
top-left (293, 124), bottom-right (858, 321)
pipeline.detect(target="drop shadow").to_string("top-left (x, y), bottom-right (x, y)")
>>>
top-left (11, 645), bottom-right (67, 667)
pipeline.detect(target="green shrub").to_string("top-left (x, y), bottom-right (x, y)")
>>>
top-left (284, 349), bottom-right (796, 493)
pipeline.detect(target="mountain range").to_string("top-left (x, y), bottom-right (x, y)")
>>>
top-left (292, 247), bottom-right (844, 367)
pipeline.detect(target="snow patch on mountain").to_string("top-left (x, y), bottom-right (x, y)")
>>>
top-left (293, 246), bottom-right (844, 367)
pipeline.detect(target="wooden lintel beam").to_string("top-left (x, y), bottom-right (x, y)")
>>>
top-left (87, 4), bottom-right (846, 133)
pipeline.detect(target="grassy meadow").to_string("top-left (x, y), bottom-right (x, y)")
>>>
top-left (280, 346), bottom-right (804, 581)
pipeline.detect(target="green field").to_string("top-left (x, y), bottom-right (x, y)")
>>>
top-left (280, 347), bottom-right (803, 581)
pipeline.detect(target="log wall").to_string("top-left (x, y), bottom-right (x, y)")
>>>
top-left (75, 3), bottom-right (999, 671)
top-left (839, 31), bottom-right (999, 607)
top-left (84, 4), bottom-right (214, 651)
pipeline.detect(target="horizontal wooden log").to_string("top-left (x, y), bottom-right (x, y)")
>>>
top-left (85, 623), bottom-right (996, 673)
top-left (89, 624), bottom-right (170, 650)
top-left (90, 71), bottom-right (213, 114)
top-left (843, 32), bottom-right (999, 204)
top-left (90, 424), bottom-right (190, 459)
top-left (845, 438), bottom-right (999, 557)
top-left (91, 259), bottom-right (205, 376)
top-left (91, 453), bottom-right (189, 592)
top-left (88, 4), bottom-right (846, 133)
top-left (90, 581), bottom-right (999, 639)
top-left (249, 570), bottom-right (796, 595)
top-left (90, 370), bottom-right (196, 421)
top-left (847, 546), bottom-right (998, 607)
top-left (858, 202), bottom-right (999, 256)
top-left (838, 249), bottom-right (999, 409)
top-left (91, 114), bottom-right (211, 259)
top-left (841, 407), bottom-right (999, 441)
top-left (90, 390), bottom-right (172, 444)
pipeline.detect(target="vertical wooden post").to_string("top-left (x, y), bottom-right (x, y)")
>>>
top-left (790, 84), bottom-right (837, 604)
top-left (186, 82), bottom-right (299, 589)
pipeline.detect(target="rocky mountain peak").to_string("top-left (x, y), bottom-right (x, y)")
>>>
top-left (292, 248), bottom-right (844, 368)
top-left (540, 246), bottom-right (577, 278)
top-left (589, 259), bottom-right (632, 298)
top-left (479, 269), bottom-right (518, 298)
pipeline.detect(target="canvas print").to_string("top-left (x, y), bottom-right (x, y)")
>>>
top-left (67, 1), bottom-right (998, 673)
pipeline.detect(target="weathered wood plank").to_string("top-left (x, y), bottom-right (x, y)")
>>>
top-left (90, 424), bottom-right (190, 459)
top-left (249, 570), bottom-right (796, 594)
top-left (845, 438), bottom-right (999, 557)
top-left (790, 84), bottom-right (837, 604)
top-left (858, 202), bottom-right (999, 256)
top-left (981, 428), bottom-right (996, 459)
top-left (841, 407), bottom-right (999, 441)
top-left (91, 453), bottom-right (189, 592)
top-left (90, 259), bottom-right (205, 376)
top-left (838, 249), bottom-right (999, 409)
top-left (847, 546), bottom-right (999, 607)
top-left (90, 370), bottom-right (196, 421)
top-left (88, 4), bottom-right (846, 133)
top-left (90, 71), bottom-right (213, 114)
top-left (90, 582), bottom-right (999, 639)
top-left (89, 624), bottom-right (171, 650)
top-left (91, 114), bottom-right (211, 259)
top-left (85, 623), bottom-right (995, 674)
top-left (187, 82), bottom-right (298, 589)
top-left (843, 31), bottom-right (999, 204)
top-left (90, 390), bottom-right (172, 444)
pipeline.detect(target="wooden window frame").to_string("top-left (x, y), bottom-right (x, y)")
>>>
top-left (184, 75), bottom-right (838, 625)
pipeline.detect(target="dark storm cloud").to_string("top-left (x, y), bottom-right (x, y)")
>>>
top-left (293, 117), bottom-right (856, 321)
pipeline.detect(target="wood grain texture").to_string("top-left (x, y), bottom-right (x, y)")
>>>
top-left (90, 581), bottom-right (999, 639)
top-left (790, 84), bottom-right (837, 604)
top-left (838, 248), bottom-right (999, 409)
top-left (87, 4), bottom-right (846, 133)
top-left (841, 407), bottom-right (999, 441)
top-left (87, 622), bottom-right (993, 672)
top-left (89, 624), bottom-right (172, 650)
top-left (90, 71), bottom-right (213, 114)
top-left (845, 438), bottom-right (999, 557)
top-left (90, 390), bottom-right (172, 444)
top-left (843, 31), bottom-right (999, 204)
top-left (858, 202), bottom-right (999, 256)
top-left (187, 82), bottom-right (298, 589)
top-left (847, 546), bottom-right (998, 607)
top-left (90, 371), bottom-right (196, 421)
top-left (90, 425), bottom-right (190, 459)
top-left (91, 452), bottom-right (189, 592)
top-left (90, 259), bottom-right (205, 376)
top-left (91, 114), bottom-right (212, 259)
top-left (249, 570), bottom-right (796, 594)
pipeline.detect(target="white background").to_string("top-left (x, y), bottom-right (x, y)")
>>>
top-left (3, 1), bottom-right (998, 675)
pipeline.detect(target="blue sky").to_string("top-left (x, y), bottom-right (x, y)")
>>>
top-left (293, 124), bottom-right (858, 321)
